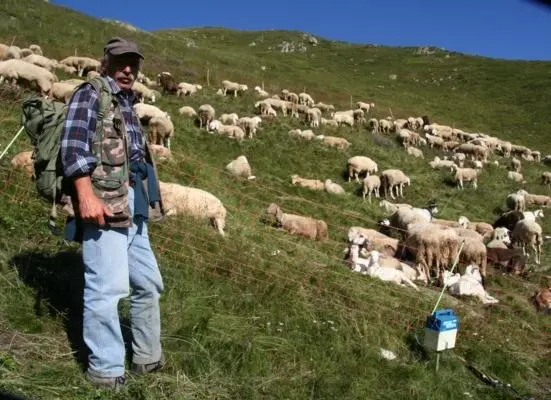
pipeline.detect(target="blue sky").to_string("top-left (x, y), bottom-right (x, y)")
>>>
top-left (52, 0), bottom-right (551, 61)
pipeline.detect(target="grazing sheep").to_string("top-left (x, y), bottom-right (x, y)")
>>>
top-left (356, 101), bottom-right (375, 113)
top-left (254, 86), bottom-right (269, 97)
top-left (378, 200), bottom-right (413, 214)
top-left (0, 59), bottom-right (57, 96)
top-left (221, 79), bottom-right (248, 96)
top-left (429, 156), bottom-right (456, 170)
top-left (510, 219), bottom-right (543, 265)
top-left (59, 56), bottom-right (100, 77)
top-left (362, 175), bottom-right (381, 202)
top-left (367, 118), bottom-right (379, 133)
top-left (519, 189), bottom-right (551, 208)
top-left (510, 157), bottom-right (522, 173)
top-left (208, 120), bottom-right (245, 141)
top-left (134, 103), bottom-right (168, 122)
top-left (381, 169), bottom-right (410, 199)
top-left (132, 81), bottom-right (158, 103)
top-left (178, 106), bottom-right (197, 118)
top-left (197, 104), bottom-right (216, 129)
top-left (507, 171), bottom-right (525, 183)
top-left (21, 54), bottom-right (55, 71)
top-left (321, 118), bottom-right (339, 127)
top-left (443, 265), bottom-right (498, 304)
top-left (266, 203), bottom-right (328, 241)
top-left (347, 156), bottom-right (378, 182)
top-left (220, 113), bottom-right (239, 125)
top-left (148, 116), bottom-right (174, 149)
top-left (237, 116), bottom-right (262, 138)
top-left (505, 191), bottom-right (526, 212)
top-left (50, 81), bottom-right (78, 103)
top-left (451, 165), bottom-right (479, 189)
top-left (10, 151), bottom-right (34, 178)
top-left (226, 155), bottom-right (255, 180)
top-left (406, 146), bottom-right (423, 158)
top-left (29, 44), bottom-right (43, 56)
top-left (176, 82), bottom-right (202, 96)
top-left (290, 175), bottom-right (325, 191)
top-left (324, 179), bottom-right (345, 195)
top-left (541, 171), bottom-right (551, 189)
top-left (159, 181), bottom-right (227, 236)
top-left (157, 72), bottom-right (178, 94)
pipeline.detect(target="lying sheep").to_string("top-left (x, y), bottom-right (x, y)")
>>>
top-left (10, 151), bottom-right (34, 178)
top-left (266, 203), bottom-right (328, 241)
top-left (159, 180), bottom-right (227, 236)
top-left (457, 216), bottom-right (494, 239)
top-left (22, 54), bottom-right (55, 71)
top-left (148, 116), bottom-right (174, 149)
top-left (314, 135), bottom-right (351, 150)
top-left (362, 175), bottom-right (381, 202)
top-left (381, 169), bottom-right (410, 199)
top-left (324, 179), bottom-right (345, 195)
top-left (290, 175), bottom-right (325, 191)
top-left (486, 247), bottom-right (528, 275)
top-left (347, 155), bottom-right (378, 182)
top-left (347, 227), bottom-right (399, 257)
top-left (443, 265), bottom-right (498, 304)
top-left (226, 155), bottom-right (255, 180)
top-left (429, 156), bottom-right (456, 170)
top-left (58, 56), bottom-right (100, 77)
top-left (406, 147), bottom-right (423, 158)
top-left (457, 237), bottom-right (487, 282)
top-left (289, 129), bottom-right (316, 140)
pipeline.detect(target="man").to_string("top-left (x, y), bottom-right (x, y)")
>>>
top-left (60, 37), bottom-right (165, 390)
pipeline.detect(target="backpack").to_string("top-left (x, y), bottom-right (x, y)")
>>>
top-left (21, 77), bottom-right (114, 234)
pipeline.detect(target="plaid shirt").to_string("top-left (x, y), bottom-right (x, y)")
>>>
top-left (60, 76), bottom-right (145, 177)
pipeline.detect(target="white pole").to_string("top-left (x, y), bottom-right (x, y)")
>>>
top-left (0, 126), bottom-right (25, 162)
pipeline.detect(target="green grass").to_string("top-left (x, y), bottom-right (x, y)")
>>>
top-left (0, 0), bottom-right (551, 399)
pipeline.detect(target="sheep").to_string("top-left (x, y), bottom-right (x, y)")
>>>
top-left (157, 72), bottom-right (178, 94)
top-left (510, 157), bottom-right (522, 173)
top-left (362, 175), bottom-right (381, 202)
top-left (523, 209), bottom-right (544, 222)
top-left (254, 86), bottom-right (269, 97)
top-left (298, 92), bottom-right (315, 106)
top-left (429, 156), bottom-right (456, 170)
top-left (289, 129), bottom-right (316, 140)
top-left (378, 119), bottom-right (393, 133)
top-left (356, 101), bottom-right (375, 113)
top-left (347, 156), bottom-right (378, 182)
top-left (457, 237), bottom-right (487, 282)
top-left (505, 191), bottom-right (526, 212)
top-left (451, 165), bottom-right (479, 189)
top-left (406, 147), bottom-right (423, 158)
top-left (510, 219), bottom-right (543, 265)
top-left (0, 59), bottom-right (57, 96)
top-left (221, 80), bottom-right (248, 96)
top-left (486, 227), bottom-right (512, 249)
top-left (10, 151), bottom-right (34, 178)
top-left (378, 200), bottom-right (413, 214)
top-left (225, 155), bottom-right (255, 180)
top-left (541, 171), bottom-right (551, 189)
top-left (159, 180), bottom-right (227, 236)
top-left (381, 169), bottom-right (410, 199)
top-left (255, 98), bottom-right (288, 116)
top-left (133, 103), bottom-right (168, 122)
top-left (29, 44), bottom-right (43, 56)
top-left (237, 116), bottom-right (262, 138)
top-left (5, 45), bottom-right (21, 59)
top-left (367, 118), bottom-right (379, 133)
top-left (324, 179), bottom-right (345, 195)
top-left (347, 228), bottom-right (399, 258)
top-left (178, 106), bottom-right (197, 118)
top-left (58, 56), bottom-right (100, 77)
top-left (519, 189), bottom-right (551, 208)
top-left (50, 81), bottom-right (78, 103)
top-left (21, 54), bottom-right (55, 71)
top-left (443, 265), bottom-right (498, 304)
top-left (457, 216), bottom-right (494, 239)
top-left (176, 82), bottom-right (202, 96)
top-left (290, 175), bottom-right (325, 191)
top-left (148, 116), bottom-right (174, 149)
top-left (208, 120), bottom-right (245, 141)
top-left (347, 244), bottom-right (419, 290)
top-left (320, 118), bottom-right (339, 127)
top-left (507, 171), bottom-right (525, 183)
top-left (220, 113), bottom-right (239, 125)
top-left (197, 104), bottom-right (216, 129)
top-left (314, 102), bottom-right (335, 113)
top-left (314, 135), bottom-right (351, 150)
top-left (132, 81), bottom-right (157, 103)
top-left (148, 144), bottom-right (171, 161)
top-left (305, 107), bottom-right (322, 128)
top-left (486, 247), bottom-right (528, 275)
top-left (266, 203), bottom-right (328, 241)
top-left (454, 143), bottom-right (489, 162)
top-left (332, 112), bottom-right (355, 127)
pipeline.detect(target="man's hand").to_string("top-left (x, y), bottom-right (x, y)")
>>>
top-left (74, 175), bottom-right (114, 226)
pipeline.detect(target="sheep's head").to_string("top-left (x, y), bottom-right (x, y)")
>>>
top-left (534, 209), bottom-right (545, 219)
top-left (458, 216), bottom-right (470, 228)
top-left (208, 120), bottom-right (221, 131)
top-left (266, 203), bottom-right (279, 216)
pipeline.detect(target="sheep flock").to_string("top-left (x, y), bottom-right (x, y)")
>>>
top-left (2, 37), bottom-right (551, 313)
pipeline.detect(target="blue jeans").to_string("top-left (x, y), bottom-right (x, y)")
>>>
top-left (82, 187), bottom-right (164, 377)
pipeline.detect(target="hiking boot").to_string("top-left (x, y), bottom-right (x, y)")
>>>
top-left (130, 353), bottom-right (166, 374)
top-left (84, 371), bottom-right (126, 390)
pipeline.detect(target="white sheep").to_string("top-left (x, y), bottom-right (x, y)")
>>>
top-left (289, 129), bottom-right (316, 140)
top-left (148, 116), bottom-right (174, 149)
top-left (356, 101), bottom-right (375, 113)
top-left (266, 203), bottom-right (328, 241)
top-left (50, 81), bottom-right (78, 103)
top-left (133, 103), bottom-right (168, 122)
top-left (321, 118), bottom-right (339, 127)
top-left (506, 191), bottom-right (526, 212)
top-left (347, 228), bottom-right (399, 258)
top-left (428, 156), bottom-right (456, 170)
top-left (451, 165), bottom-right (479, 189)
top-left (254, 86), bottom-right (269, 97)
top-left (443, 265), bottom-right (499, 304)
top-left (132, 81), bottom-right (157, 103)
top-left (510, 157), bottom-right (522, 173)
top-left (220, 113), bottom-right (239, 125)
top-left (221, 79), bottom-right (248, 96)
top-left (178, 106), bottom-right (197, 118)
top-left (226, 155), bottom-right (255, 180)
top-left (237, 116), bottom-right (262, 138)
top-left (208, 120), bottom-right (245, 141)
top-left (324, 179), bottom-right (345, 195)
top-left (314, 135), bottom-right (351, 150)
top-left (0, 59), bottom-right (57, 96)
top-left (406, 147), bottom-right (423, 158)
top-left (362, 175), bottom-right (381, 202)
top-left (197, 104), bottom-right (216, 129)
top-left (486, 227), bottom-right (511, 249)
top-left (298, 92), bottom-right (315, 106)
top-left (176, 82), bottom-right (202, 96)
top-left (378, 200), bottom-right (413, 214)
top-left (21, 54), bottom-right (55, 71)
top-left (510, 219), bottom-right (543, 265)
top-left (347, 156), bottom-right (378, 182)
top-left (148, 144), bottom-right (171, 161)
top-left (290, 174), bottom-right (325, 191)
top-left (10, 151), bottom-right (34, 178)
top-left (159, 181), bottom-right (227, 236)
top-left (507, 171), bottom-right (525, 183)
top-left (58, 56), bottom-right (100, 77)
top-left (29, 44), bottom-right (43, 56)
top-left (381, 169), bottom-right (410, 199)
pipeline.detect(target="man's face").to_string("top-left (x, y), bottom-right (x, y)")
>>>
top-left (106, 53), bottom-right (141, 91)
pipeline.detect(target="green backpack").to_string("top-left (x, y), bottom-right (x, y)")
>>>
top-left (21, 77), bottom-right (114, 234)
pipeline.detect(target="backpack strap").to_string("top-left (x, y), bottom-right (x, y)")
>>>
top-left (87, 76), bottom-right (115, 163)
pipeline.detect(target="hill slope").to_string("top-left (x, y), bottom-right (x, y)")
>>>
top-left (0, 1), bottom-right (550, 399)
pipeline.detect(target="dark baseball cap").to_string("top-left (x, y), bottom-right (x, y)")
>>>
top-left (104, 37), bottom-right (144, 59)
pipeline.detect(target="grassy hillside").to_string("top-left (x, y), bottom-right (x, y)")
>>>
top-left (0, 0), bottom-right (550, 399)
